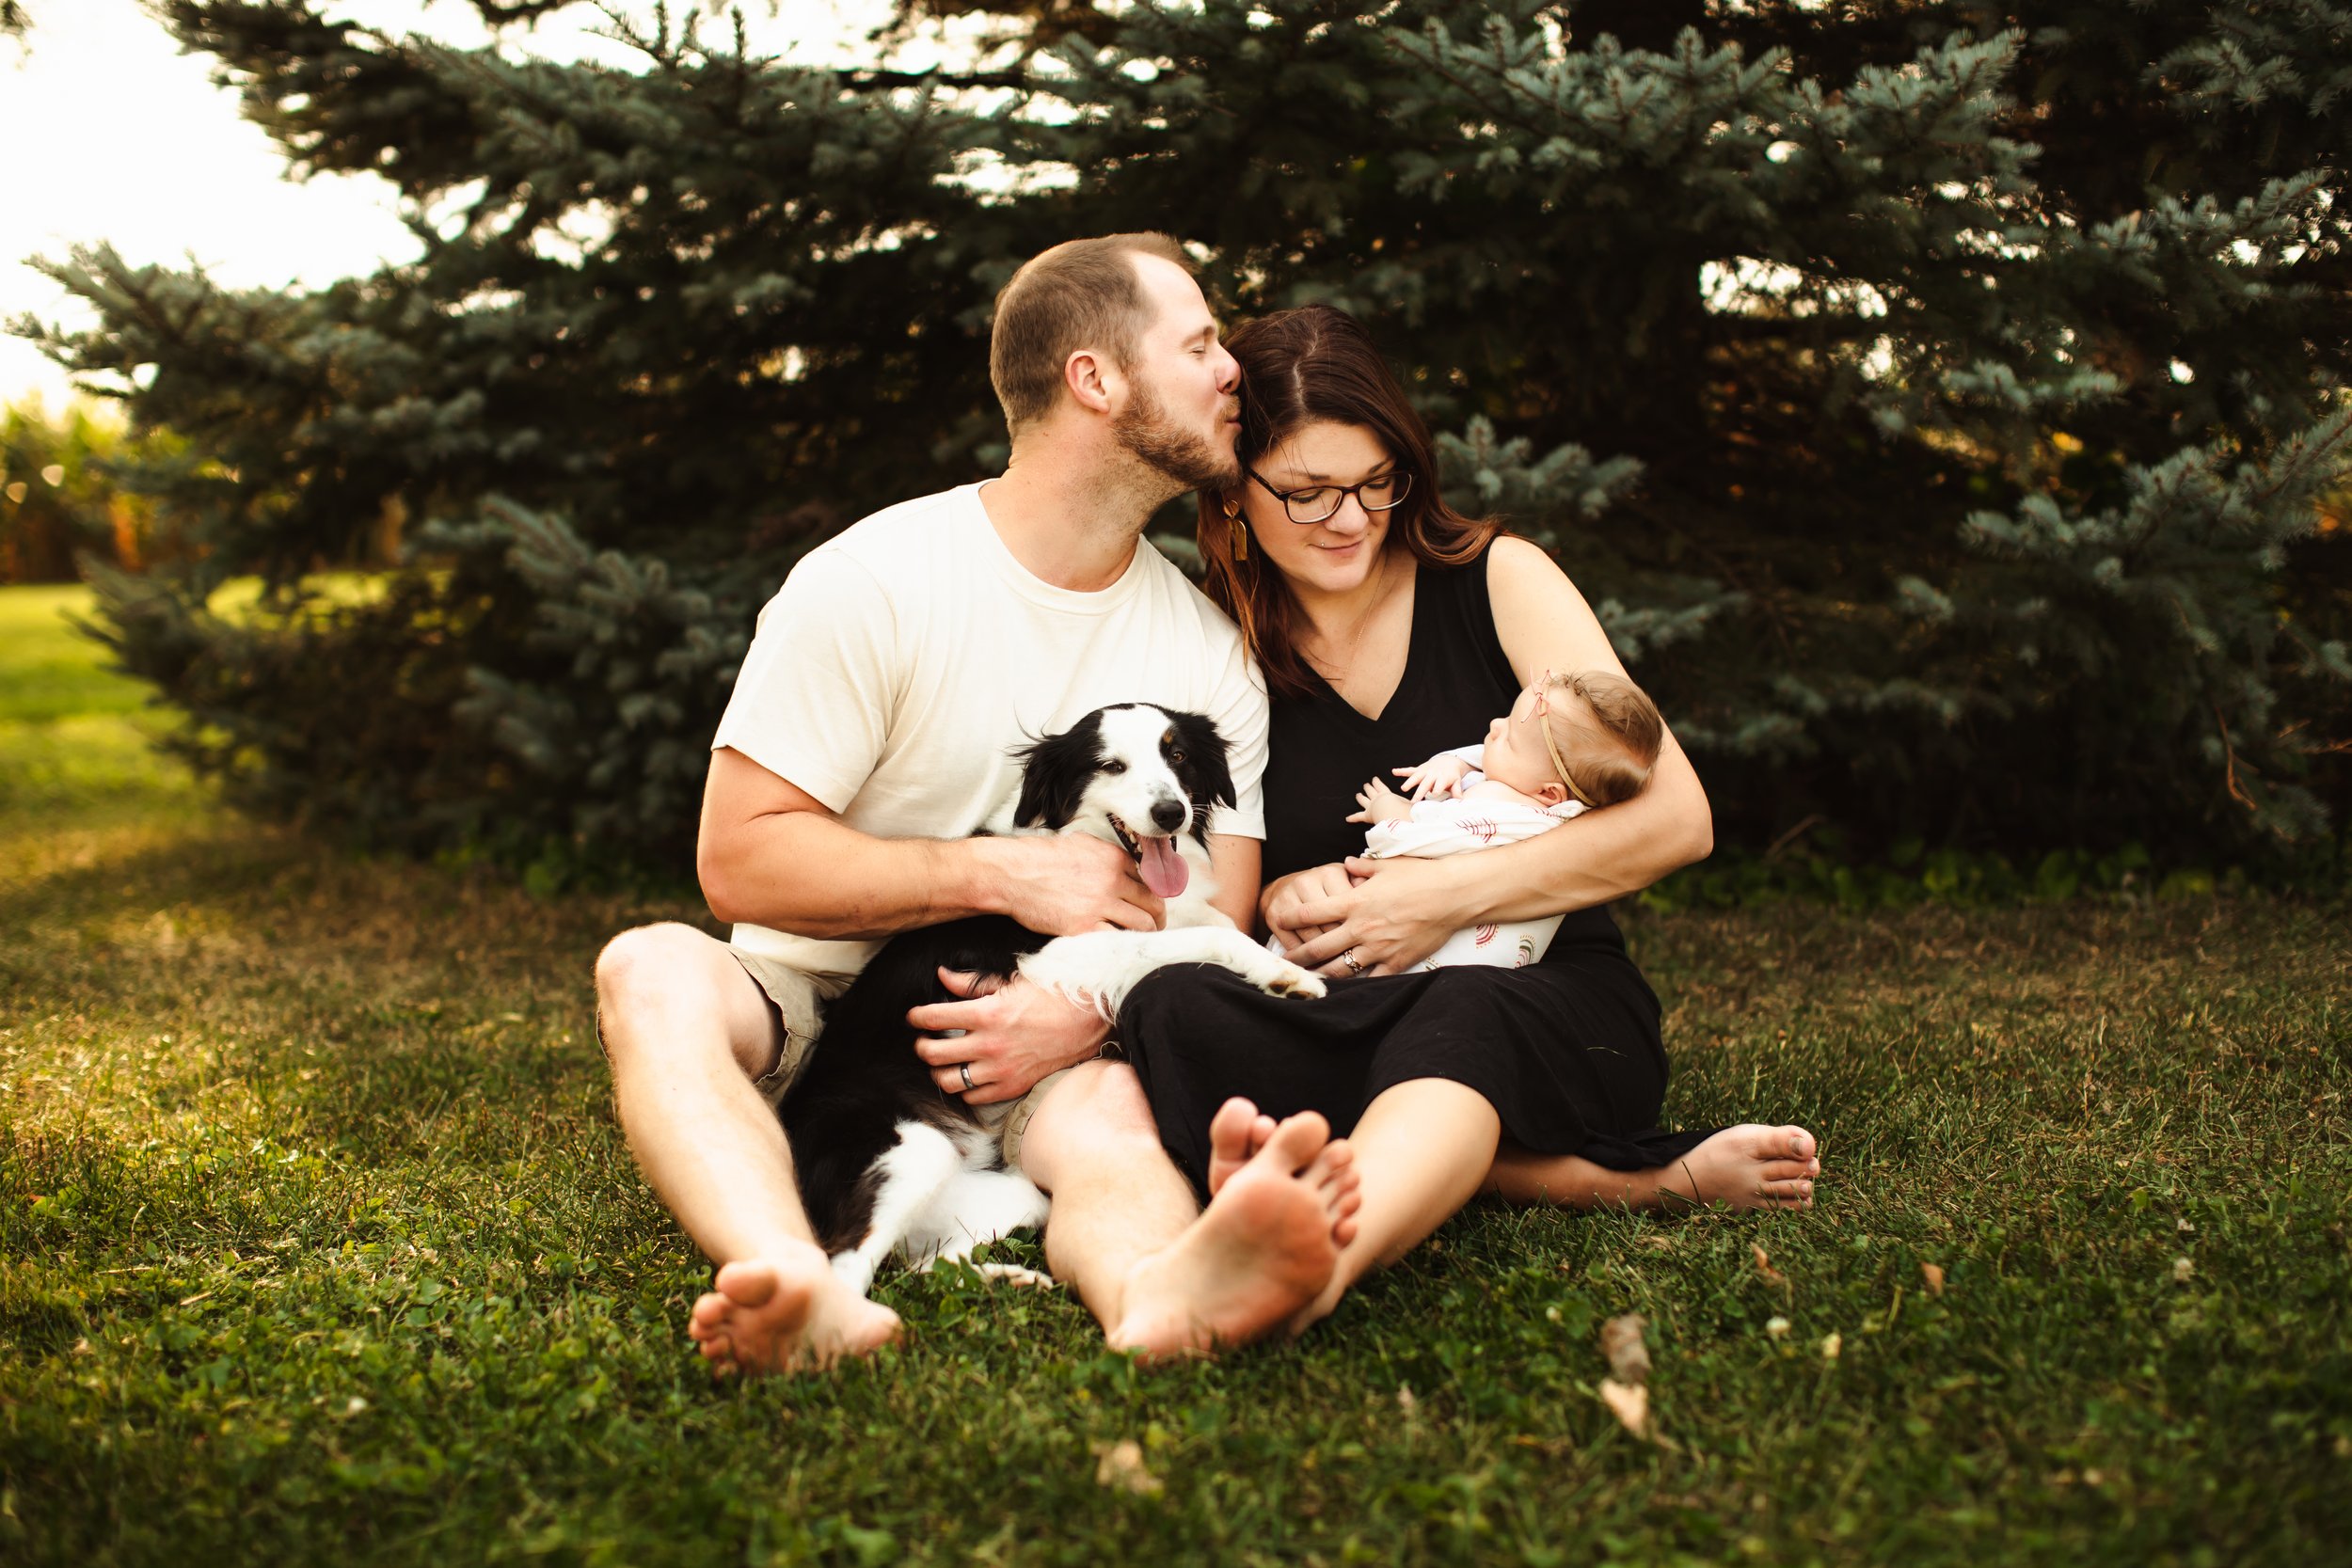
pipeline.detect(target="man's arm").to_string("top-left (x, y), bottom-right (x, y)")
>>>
top-left (907, 832), bottom-right (1263, 1107)
top-left (696, 747), bottom-right (1166, 938)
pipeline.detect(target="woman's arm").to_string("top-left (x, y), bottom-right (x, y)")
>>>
top-left (1262, 862), bottom-right (1356, 950)
top-left (1281, 537), bottom-right (1713, 975)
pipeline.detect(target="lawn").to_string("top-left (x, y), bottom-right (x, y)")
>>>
top-left (2, 582), bottom-right (2347, 1566)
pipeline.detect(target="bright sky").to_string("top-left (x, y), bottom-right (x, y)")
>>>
top-left (0, 0), bottom-right (931, 410)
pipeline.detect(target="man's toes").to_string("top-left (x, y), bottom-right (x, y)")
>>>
top-left (689, 1291), bottom-right (731, 1337)
top-left (713, 1259), bottom-right (779, 1308)
top-left (1261, 1111), bottom-right (1332, 1171)
top-left (1306, 1138), bottom-right (1356, 1189)
top-left (1248, 1114), bottom-right (1278, 1156)
top-left (1758, 1177), bottom-right (1814, 1206)
top-left (1209, 1098), bottom-right (1261, 1159)
top-left (1782, 1127), bottom-right (1818, 1162)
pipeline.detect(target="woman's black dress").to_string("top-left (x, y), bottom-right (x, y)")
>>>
top-left (1119, 546), bottom-right (1714, 1199)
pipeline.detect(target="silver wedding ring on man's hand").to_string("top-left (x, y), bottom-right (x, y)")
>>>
top-left (958, 1061), bottom-right (976, 1092)
top-left (1343, 949), bottom-right (1365, 975)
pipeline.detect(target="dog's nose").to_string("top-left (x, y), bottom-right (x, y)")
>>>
top-left (1151, 798), bottom-right (1186, 832)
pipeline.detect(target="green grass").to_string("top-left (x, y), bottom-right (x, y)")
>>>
top-left (3, 582), bottom-right (2348, 1566)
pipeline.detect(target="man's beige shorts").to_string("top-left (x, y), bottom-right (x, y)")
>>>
top-left (727, 946), bottom-right (1075, 1174)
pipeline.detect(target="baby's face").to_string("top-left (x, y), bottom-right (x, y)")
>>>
top-left (1483, 682), bottom-right (1571, 801)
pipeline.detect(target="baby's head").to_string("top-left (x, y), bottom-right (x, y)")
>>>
top-left (1483, 671), bottom-right (1663, 809)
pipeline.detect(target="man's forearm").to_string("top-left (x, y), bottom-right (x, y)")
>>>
top-left (700, 813), bottom-right (1005, 937)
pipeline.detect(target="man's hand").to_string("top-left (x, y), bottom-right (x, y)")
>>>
top-left (908, 969), bottom-right (1111, 1106)
top-left (1283, 855), bottom-right (1470, 976)
top-left (1393, 752), bottom-right (1472, 800)
top-left (979, 834), bottom-right (1164, 936)
top-left (1347, 777), bottom-right (1414, 826)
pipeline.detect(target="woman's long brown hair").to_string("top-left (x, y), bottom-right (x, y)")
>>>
top-left (1196, 305), bottom-right (1499, 698)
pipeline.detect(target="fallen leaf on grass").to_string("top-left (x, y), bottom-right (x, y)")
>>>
top-left (2172, 1257), bottom-right (2194, 1283)
top-left (1820, 1332), bottom-right (1842, 1362)
top-left (1920, 1262), bottom-right (1945, 1295)
top-left (1599, 1378), bottom-right (1650, 1440)
top-left (1092, 1439), bottom-right (1163, 1497)
top-left (1752, 1244), bottom-right (1787, 1288)
top-left (1396, 1384), bottom-right (1419, 1420)
top-left (1765, 1316), bottom-right (1791, 1339)
top-left (1600, 1313), bottom-right (1650, 1385)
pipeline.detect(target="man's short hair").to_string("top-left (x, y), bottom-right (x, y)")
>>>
top-left (989, 233), bottom-right (1195, 435)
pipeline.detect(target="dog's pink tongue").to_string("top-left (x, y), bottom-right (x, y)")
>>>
top-left (1138, 836), bottom-right (1189, 899)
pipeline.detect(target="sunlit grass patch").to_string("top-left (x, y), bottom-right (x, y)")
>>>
top-left (2, 583), bottom-right (2347, 1566)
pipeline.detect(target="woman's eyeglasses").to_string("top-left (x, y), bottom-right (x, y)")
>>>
top-left (1245, 467), bottom-right (1413, 525)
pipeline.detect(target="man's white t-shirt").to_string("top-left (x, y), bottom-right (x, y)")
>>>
top-left (710, 482), bottom-right (1269, 977)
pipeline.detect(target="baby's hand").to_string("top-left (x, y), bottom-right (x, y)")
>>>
top-left (1346, 777), bottom-right (1414, 826)
top-left (1393, 752), bottom-right (1472, 800)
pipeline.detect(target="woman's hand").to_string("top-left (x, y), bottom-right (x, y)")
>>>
top-left (1262, 861), bottom-right (1359, 953)
top-left (1281, 855), bottom-right (1472, 977)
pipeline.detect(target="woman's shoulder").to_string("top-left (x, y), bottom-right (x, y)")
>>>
top-left (1481, 533), bottom-right (1590, 614)
top-left (1425, 532), bottom-right (1561, 601)
top-left (1482, 532), bottom-right (1563, 580)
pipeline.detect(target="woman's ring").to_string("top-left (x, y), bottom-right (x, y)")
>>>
top-left (1343, 949), bottom-right (1365, 975)
top-left (958, 1062), bottom-right (976, 1091)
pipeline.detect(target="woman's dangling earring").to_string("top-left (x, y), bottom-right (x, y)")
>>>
top-left (1221, 496), bottom-right (1246, 560)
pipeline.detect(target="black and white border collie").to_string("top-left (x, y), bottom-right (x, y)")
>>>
top-left (778, 704), bottom-right (1326, 1297)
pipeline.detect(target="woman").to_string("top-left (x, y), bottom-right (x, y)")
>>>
top-left (1117, 306), bottom-right (1820, 1332)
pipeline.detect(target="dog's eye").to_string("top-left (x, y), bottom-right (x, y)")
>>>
top-left (1102, 760), bottom-right (1127, 775)
top-left (1168, 749), bottom-right (1186, 764)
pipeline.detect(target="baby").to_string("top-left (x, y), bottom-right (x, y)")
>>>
top-left (1347, 670), bottom-right (1664, 970)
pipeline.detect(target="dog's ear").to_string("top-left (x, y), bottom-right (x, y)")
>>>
top-left (1166, 710), bottom-right (1235, 836)
top-left (1011, 715), bottom-right (1102, 831)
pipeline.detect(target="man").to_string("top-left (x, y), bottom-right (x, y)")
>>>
top-left (594, 233), bottom-right (1360, 1374)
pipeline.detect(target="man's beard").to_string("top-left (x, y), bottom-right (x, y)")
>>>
top-left (1113, 379), bottom-right (1241, 493)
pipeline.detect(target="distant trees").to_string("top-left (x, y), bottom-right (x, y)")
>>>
top-left (20, 0), bottom-right (2350, 875)
top-left (0, 401), bottom-right (173, 584)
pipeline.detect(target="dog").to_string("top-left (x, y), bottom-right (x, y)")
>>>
top-left (777, 703), bottom-right (1326, 1297)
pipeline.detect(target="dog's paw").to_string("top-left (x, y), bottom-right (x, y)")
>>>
top-left (974, 1262), bottom-right (1057, 1289)
top-left (1263, 963), bottom-right (1327, 1000)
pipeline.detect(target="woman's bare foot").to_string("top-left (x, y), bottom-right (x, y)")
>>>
top-left (685, 1245), bottom-right (902, 1377)
top-left (1111, 1110), bottom-right (1360, 1359)
top-left (1671, 1124), bottom-right (1819, 1210)
top-left (1487, 1124), bottom-right (1820, 1212)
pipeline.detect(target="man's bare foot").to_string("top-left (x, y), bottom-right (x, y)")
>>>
top-left (1205, 1097), bottom-right (1359, 1243)
top-left (685, 1245), bottom-right (901, 1377)
top-left (1670, 1124), bottom-right (1820, 1211)
top-left (1111, 1111), bottom-right (1359, 1359)
top-left (1204, 1097), bottom-right (1279, 1196)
